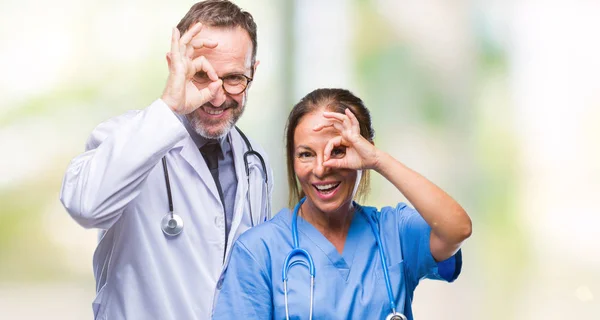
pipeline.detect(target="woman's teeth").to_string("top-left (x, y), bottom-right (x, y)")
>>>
top-left (315, 183), bottom-right (340, 193)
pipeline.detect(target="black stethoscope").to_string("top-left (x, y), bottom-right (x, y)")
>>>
top-left (160, 126), bottom-right (270, 236)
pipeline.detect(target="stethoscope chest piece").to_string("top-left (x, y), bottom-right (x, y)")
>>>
top-left (161, 212), bottom-right (184, 236)
top-left (386, 313), bottom-right (407, 320)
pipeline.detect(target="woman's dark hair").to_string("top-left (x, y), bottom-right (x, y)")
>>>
top-left (285, 88), bottom-right (375, 207)
top-left (177, 0), bottom-right (258, 67)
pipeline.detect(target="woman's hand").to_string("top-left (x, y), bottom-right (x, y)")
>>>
top-left (161, 22), bottom-right (223, 115)
top-left (313, 108), bottom-right (379, 170)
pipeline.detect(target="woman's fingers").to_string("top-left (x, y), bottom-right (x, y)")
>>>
top-left (323, 135), bottom-right (343, 163)
top-left (323, 111), bottom-right (354, 132)
top-left (313, 120), bottom-right (344, 133)
top-left (344, 108), bottom-right (360, 131)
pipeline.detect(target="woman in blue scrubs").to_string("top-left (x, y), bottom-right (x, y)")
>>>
top-left (213, 88), bottom-right (472, 319)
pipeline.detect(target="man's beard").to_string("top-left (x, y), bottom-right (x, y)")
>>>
top-left (186, 99), bottom-right (245, 139)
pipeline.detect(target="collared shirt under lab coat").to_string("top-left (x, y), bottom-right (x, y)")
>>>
top-left (213, 203), bottom-right (462, 320)
top-left (60, 99), bottom-right (273, 320)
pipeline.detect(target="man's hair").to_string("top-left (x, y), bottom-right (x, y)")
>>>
top-left (177, 0), bottom-right (258, 65)
top-left (284, 88), bottom-right (376, 207)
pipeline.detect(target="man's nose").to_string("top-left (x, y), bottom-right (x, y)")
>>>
top-left (208, 84), bottom-right (227, 107)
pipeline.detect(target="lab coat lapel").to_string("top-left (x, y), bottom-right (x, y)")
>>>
top-left (226, 129), bottom-right (248, 256)
top-left (175, 136), bottom-right (222, 204)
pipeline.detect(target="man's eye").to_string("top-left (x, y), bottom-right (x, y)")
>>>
top-left (193, 72), bottom-right (209, 81)
top-left (223, 75), bottom-right (245, 84)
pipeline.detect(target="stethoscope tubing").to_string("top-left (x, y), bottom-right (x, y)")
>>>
top-left (160, 126), bottom-right (269, 236)
top-left (283, 197), bottom-right (406, 320)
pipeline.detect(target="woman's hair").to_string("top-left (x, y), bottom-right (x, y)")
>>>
top-left (177, 0), bottom-right (258, 67)
top-left (285, 88), bottom-right (375, 207)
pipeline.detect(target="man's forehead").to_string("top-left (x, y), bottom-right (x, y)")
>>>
top-left (192, 26), bottom-right (251, 51)
top-left (191, 25), bottom-right (253, 68)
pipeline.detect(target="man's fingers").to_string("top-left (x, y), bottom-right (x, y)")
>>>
top-left (196, 79), bottom-right (223, 104)
top-left (180, 22), bottom-right (203, 46)
top-left (192, 56), bottom-right (219, 81)
top-left (190, 38), bottom-right (218, 49)
top-left (186, 45), bottom-right (194, 59)
top-left (166, 52), bottom-right (172, 69)
top-left (170, 28), bottom-right (181, 59)
top-left (189, 39), bottom-right (218, 59)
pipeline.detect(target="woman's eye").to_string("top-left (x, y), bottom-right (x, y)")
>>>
top-left (298, 152), bottom-right (312, 158)
top-left (331, 147), bottom-right (346, 158)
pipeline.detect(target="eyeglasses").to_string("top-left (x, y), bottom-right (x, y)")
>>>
top-left (192, 73), bottom-right (253, 95)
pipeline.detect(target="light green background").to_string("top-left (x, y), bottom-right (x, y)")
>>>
top-left (1, 0), bottom-right (599, 319)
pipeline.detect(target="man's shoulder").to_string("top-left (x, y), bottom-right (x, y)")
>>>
top-left (85, 110), bottom-right (141, 150)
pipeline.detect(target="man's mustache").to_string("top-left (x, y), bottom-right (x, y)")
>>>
top-left (201, 99), bottom-right (238, 110)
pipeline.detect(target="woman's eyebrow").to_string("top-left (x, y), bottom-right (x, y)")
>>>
top-left (295, 145), bottom-right (313, 151)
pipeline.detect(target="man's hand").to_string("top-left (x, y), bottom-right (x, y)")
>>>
top-left (161, 22), bottom-right (222, 115)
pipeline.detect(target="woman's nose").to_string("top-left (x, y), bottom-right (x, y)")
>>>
top-left (313, 155), bottom-right (330, 178)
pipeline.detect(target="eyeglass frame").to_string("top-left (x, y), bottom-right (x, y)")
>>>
top-left (192, 72), bottom-right (253, 95)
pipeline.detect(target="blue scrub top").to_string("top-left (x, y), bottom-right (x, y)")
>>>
top-left (213, 203), bottom-right (462, 320)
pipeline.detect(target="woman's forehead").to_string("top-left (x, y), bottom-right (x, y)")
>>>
top-left (294, 111), bottom-right (338, 145)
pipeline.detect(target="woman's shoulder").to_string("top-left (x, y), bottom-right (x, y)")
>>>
top-left (235, 207), bottom-right (293, 251)
top-left (358, 202), bottom-right (415, 221)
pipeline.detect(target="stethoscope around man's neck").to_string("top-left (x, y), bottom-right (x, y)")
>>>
top-left (160, 126), bottom-right (270, 236)
top-left (283, 197), bottom-right (407, 320)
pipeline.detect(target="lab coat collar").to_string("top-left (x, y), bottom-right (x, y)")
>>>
top-left (225, 128), bottom-right (252, 262)
top-left (170, 122), bottom-right (254, 262)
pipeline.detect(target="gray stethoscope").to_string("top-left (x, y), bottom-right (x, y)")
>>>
top-left (160, 126), bottom-right (270, 236)
top-left (282, 197), bottom-right (407, 320)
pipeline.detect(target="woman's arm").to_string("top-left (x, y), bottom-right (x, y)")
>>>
top-left (373, 152), bottom-right (472, 262)
top-left (318, 109), bottom-right (472, 262)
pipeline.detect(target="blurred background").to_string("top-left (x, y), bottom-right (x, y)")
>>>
top-left (1, 0), bottom-right (599, 319)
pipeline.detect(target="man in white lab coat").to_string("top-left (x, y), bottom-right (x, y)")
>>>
top-left (59, 1), bottom-right (272, 319)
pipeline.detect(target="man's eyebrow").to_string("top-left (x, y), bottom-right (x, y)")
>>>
top-left (222, 70), bottom-right (251, 77)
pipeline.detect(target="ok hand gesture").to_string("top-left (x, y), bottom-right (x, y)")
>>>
top-left (161, 22), bottom-right (223, 115)
top-left (313, 109), bottom-right (379, 170)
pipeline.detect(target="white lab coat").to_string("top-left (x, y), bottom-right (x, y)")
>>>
top-left (60, 99), bottom-right (273, 320)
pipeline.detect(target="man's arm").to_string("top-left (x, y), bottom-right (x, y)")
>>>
top-left (59, 101), bottom-right (187, 229)
top-left (60, 22), bottom-right (222, 229)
